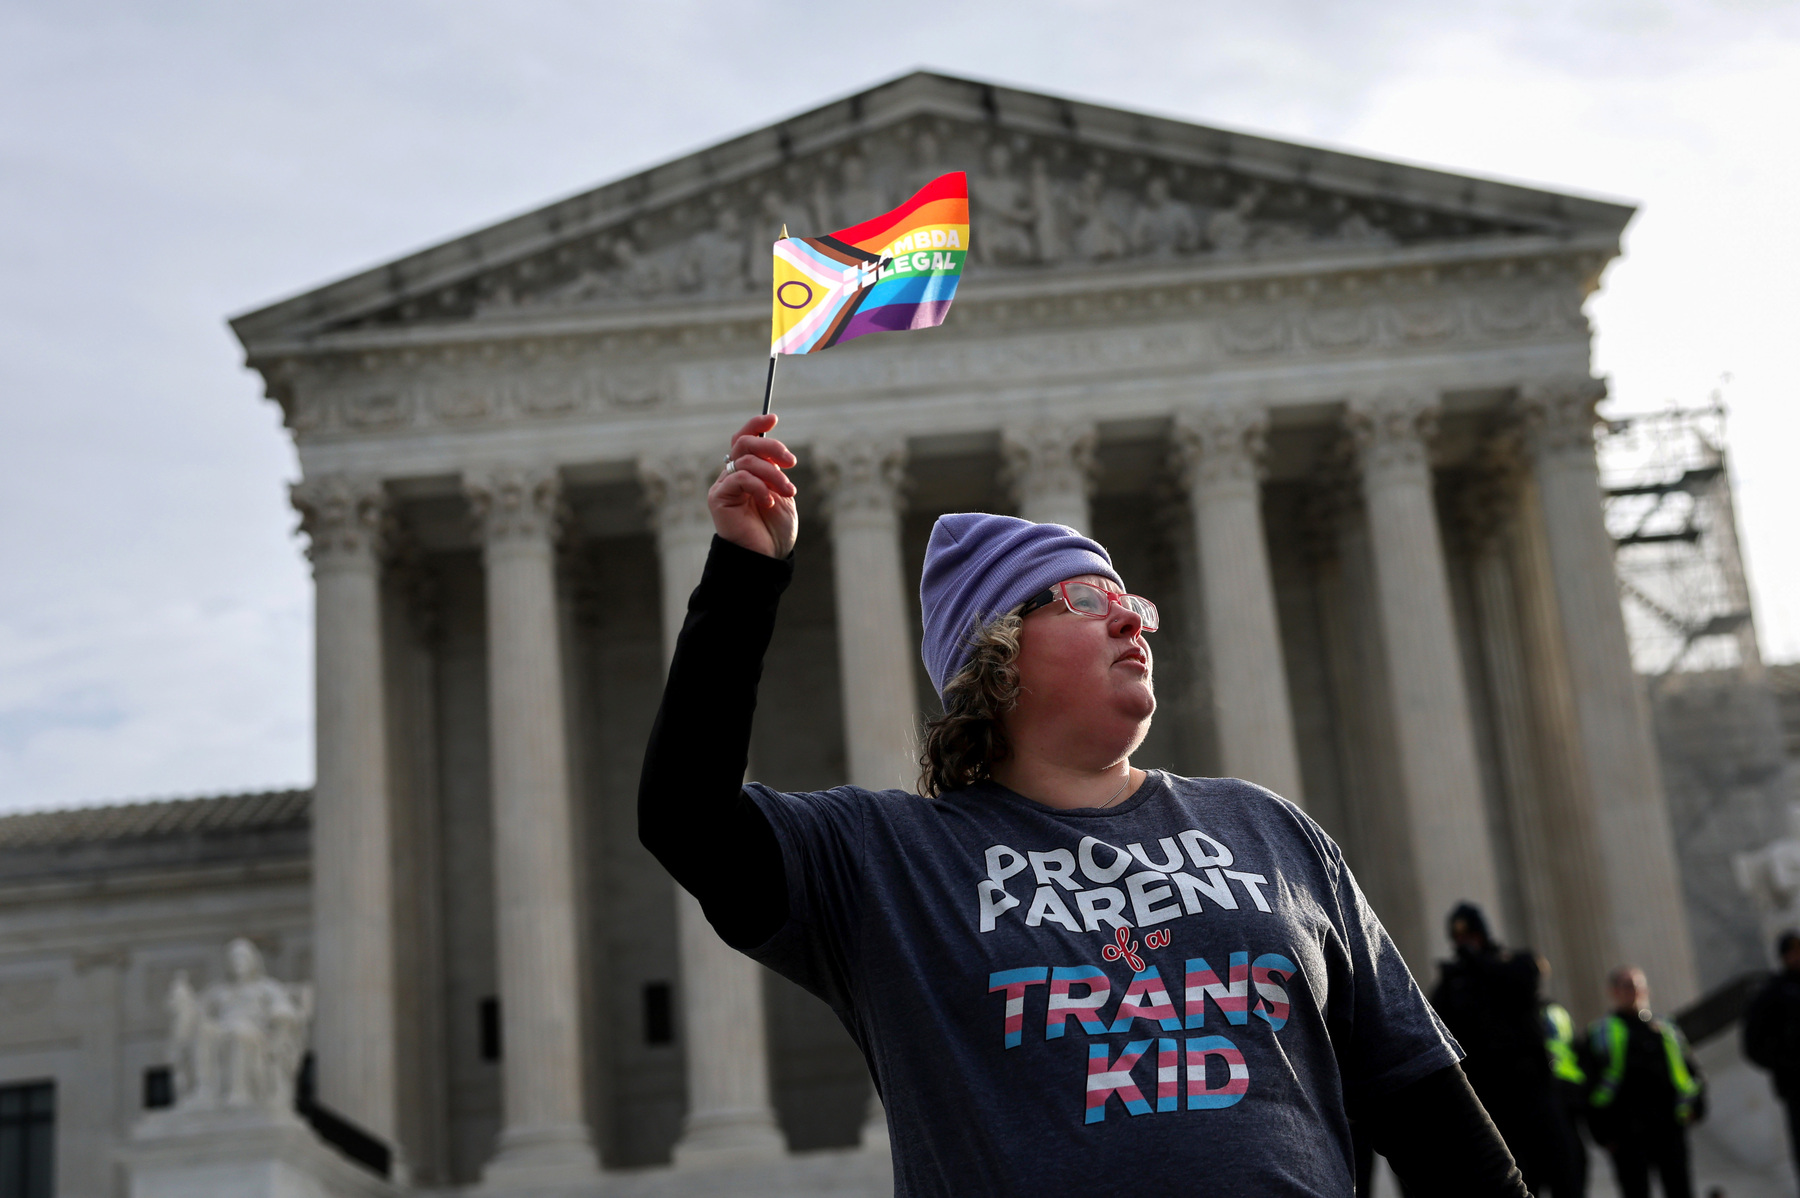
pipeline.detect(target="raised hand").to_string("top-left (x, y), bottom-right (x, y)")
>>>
top-left (710, 413), bottom-right (798, 559)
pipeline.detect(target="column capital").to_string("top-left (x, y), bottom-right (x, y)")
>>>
top-left (1001, 419), bottom-right (1097, 504)
top-left (815, 436), bottom-right (907, 524)
top-left (638, 449), bottom-right (719, 542)
top-left (465, 465), bottom-right (563, 548)
top-left (1297, 436), bottom-right (1362, 566)
top-left (1450, 432), bottom-right (1528, 553)
top-left (291, 474), bottom-right (389, 571)
top-left (1346, 386), bottom-right (1440, 477)
top-left (1517, 376), bottom-right (1608, 461)
top-left (1171, 405), bottom-right (1269, 494)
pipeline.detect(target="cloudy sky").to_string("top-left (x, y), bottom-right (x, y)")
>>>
top-left (3, 0), bottom-right (1796, 812)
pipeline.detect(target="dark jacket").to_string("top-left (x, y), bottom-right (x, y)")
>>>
top-left (1432, 946), bottom-right (1551, 1100)
top-left (1744, 969), bottom-right (1800, 1098)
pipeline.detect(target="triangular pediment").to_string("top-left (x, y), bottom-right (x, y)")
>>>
top-left (231, 71), bottom-right (1632, 350)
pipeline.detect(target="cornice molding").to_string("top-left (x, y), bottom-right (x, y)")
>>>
top-left (266, 271), bottom-right (1594, 445)
top-left (245, 232), bottom-right (1610, 365)
top-left (0, 859), bottom-right (310, 909)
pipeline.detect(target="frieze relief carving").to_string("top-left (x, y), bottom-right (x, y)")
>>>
top-left (1473, 291), bottom-right (1543, 336)
top-left (341, 390), bottom-right (412, 430)
top-left (273, 274), bottom-right (1588, 439)
top-left (1303, 306), bottom-right (1376, 352)
top-left (430, 379), bottom-right (494, 423)
top-left (332, 115), bottom-right (1532, 333)
top-left (283, 349), bottom-right (673, 436)
top-left (1390, 299), bottom-right (1461, 343)
top-left (1218, 309), bottom-right (1288, 356)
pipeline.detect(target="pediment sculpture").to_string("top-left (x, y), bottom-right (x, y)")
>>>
top-left (165, 937), bottom-right (314, 1115)
top-left (343, 115), bottom-right (1524, 332)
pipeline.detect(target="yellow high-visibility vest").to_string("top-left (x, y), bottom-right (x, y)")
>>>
top-left (1588, 1013), bottom-right (1701, 1123)
top-left (1544, 1002), bottom-right (1585, 1085)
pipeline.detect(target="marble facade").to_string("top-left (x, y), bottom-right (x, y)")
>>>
top-left (0, 793), bottom-right (315, 1197)
top-left (208, 71), bottom-right (1707, 1190)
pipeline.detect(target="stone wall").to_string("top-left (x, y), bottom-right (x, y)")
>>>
top-left (1650, 668), bottom-right (1798, 988)
top-left (0, 792), bottom-right (313, 1198)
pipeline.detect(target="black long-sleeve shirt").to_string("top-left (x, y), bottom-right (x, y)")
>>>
top-left (639, 534), bottom-right (1525, 1196)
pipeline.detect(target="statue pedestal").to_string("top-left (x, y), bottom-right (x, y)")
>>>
top-left (120, 1107), bottom-right (397, 1198)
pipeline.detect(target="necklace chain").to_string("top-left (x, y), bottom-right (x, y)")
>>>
top-left (1097, 772), bottom-right (1131, 809)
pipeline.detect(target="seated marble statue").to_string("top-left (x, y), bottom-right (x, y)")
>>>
top-left (167, 937), bottom-right (313, 1114)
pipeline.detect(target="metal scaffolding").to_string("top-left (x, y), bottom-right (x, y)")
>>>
top-left (1597, 392), bottom-right (1761, 678)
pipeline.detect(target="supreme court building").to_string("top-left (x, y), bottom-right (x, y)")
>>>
top-left (108, 71), bottom-right (1698, 1191)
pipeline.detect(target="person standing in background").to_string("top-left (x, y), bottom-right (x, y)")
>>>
top-left (1743, 930), bottom-right (1800, 1192)
top-left (1540, 969), bottom-right (1590, 1198)
top-left (1432, 904), bottom-right (1576, 1194)
top-left (1588, 966), bottom-right (1704, 1198)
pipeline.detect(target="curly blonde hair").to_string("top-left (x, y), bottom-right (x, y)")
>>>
top-left (918, 611), bottom-right (1025, 797)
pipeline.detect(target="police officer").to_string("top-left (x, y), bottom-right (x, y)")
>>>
top-left (1432, 904), bottom-right (1572, 1193)
top-left (1743, 929), bottom-right (1800, 1186)
top-left (1541, 984), bottom-right (1589, 1198)
top-left (1587, 966), bottom-right (1704, 1198)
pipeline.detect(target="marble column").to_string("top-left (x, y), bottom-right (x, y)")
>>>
top-left (465, 465), bottom-right (600, 1185)
top-left (817, 436), bottom-right (919, 792)
top-left (814, 435), bottom-right (915, 1154)
top-left (640, 451), bottom-right (786, 1167)
top-left (1508, 472), bottom-right (1619, 1021)
top-left (291, 475), bottom-right (401, 1148)
top-left (1002, 419), bottom-right (1096, 532)
top-left (1173, 406), bottom-right (1305, 803)
top-left (1519, 378), bottom-right (1699, 1004)
top-left (1452, 445), bottom-right (1567, 975)
top-left (1347, 389), bottom-right (1501, 963)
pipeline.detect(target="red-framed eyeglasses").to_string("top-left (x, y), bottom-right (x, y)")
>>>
top-left (1018, 581), bottom-right (1159, 632)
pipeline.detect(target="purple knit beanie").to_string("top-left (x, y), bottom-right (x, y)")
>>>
top-left (920, 513), bottom-right (1122, 698)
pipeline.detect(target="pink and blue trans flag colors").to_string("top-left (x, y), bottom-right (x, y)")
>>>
top-left (769, 173), bottom-right (968, 356)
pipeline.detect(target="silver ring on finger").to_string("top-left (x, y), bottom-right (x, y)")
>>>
top-left (723, 454), bottom-right (737, 473)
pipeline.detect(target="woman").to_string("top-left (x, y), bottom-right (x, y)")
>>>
top-left (640, 413), bottom-right (1526, 1196)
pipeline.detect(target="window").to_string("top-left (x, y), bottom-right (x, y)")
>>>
top-left (478, 997), bottom-right (501, 1062)
top-left (0, 1081), bottom-right (53, 1198)
top-left (142, 1067), bottom-right (173, 1110)
top-left (643, 982), bottom-right (674, 1045)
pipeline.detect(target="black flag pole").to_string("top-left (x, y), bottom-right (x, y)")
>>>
top-left (761, 223), bottom-right (789, 417)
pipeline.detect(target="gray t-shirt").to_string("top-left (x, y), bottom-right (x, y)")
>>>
top-left (745, 770), bottom-right (1459, 1196)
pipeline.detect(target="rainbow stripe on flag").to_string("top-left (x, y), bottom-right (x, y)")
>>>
top-left (770, 172), bottom-right (968, 356)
